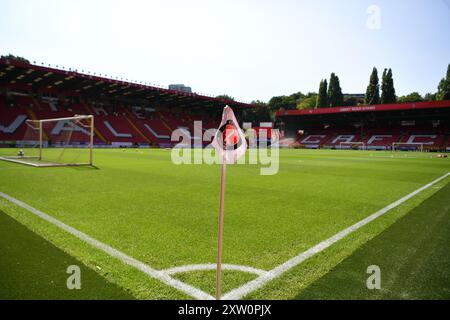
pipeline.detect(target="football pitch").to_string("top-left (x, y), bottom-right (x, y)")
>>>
top-left (0, 148), bottom-right (449, 299)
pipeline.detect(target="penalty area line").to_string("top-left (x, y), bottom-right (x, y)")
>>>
top-left (0, 191), bottom-right (214, 300)
top-left (222, 172), bottom-right (450, 300)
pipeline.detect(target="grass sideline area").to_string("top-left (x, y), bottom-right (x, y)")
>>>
top-left (0, 210), bottom-right (133, 299)
top-left (297, 183), bottom-right (450, 299)
top-left (0, 148), bottom-right (449, 299)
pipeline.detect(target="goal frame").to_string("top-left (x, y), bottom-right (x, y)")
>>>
top-left (392, 142), bottom-right (424, 152)
top-left (0, 115), bottom-right (94, 167)
top-left (338, 141), bottom-right (366, 150)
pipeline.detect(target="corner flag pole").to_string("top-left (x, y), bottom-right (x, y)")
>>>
top-left (216, 157), bottom-right (227, 300)
top-left (212, 105), bottom-right (247, 300)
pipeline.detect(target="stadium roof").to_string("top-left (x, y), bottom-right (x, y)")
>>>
top-left (276, 100), bottom-right (450, 118)
top-left (0, 57), bottom-right (253, 110)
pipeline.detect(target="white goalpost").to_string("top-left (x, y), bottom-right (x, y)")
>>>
top-left (338, 141), bottom-right (366, 150)
top-left (0, 115), bottom-right (94, 167)
top-left (392, 142), bottom-right (424, 152)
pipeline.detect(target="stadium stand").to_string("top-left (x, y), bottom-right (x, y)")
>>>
top-left (0, 57), bottom-right (249, 148)
top-left (277, 101), bottom-right (450, 151)
top-left (1, 57), bottom-right (449, 152)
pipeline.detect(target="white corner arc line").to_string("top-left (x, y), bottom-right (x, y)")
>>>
top-left (0, 191), bottom-right (214, 300)
top-left (163, 264), bottom-right (268, 277)
top-left (222, 172), bottom-right (450, 300)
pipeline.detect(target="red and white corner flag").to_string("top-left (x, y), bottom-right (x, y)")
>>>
top-left (212, 105), bottom-right (247, 164)
top-left (211, 105), bottom-right (247, 300)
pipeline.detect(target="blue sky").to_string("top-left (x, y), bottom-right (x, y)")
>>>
top-left (0, 0), bottom-right (449, 102)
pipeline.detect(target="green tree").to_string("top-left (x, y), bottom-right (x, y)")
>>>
top-left (424, 92), bottom-right (436, 101)
top-left (381, 68), bottom-right (396, 104)
top-left (216, 94), bottom-right (235, 101)
top-left (365, 67), bottom-right (380, 104)
top-left (243, 100), bottom-right (273, 123)
top-left (327, 73), bottom-right (344, 107)
top-left (380, 69), bottom-right (388, 103)
top-left (1, 54), bottom-right (30, 64)
top-left (436, 63), bottom-right (450, 100)
top-left (267, 96), bottom-right (284, 111)
top-left (298, 93), bottom-right (318, 110)
top-left (397, 92), bottom-right (423, 103)
top-left (316, 79), bottom-right (328, 108)
top-left (268, 92), bottom-right (303, 111)
top-left (343, 96), bottom-right (358, 106)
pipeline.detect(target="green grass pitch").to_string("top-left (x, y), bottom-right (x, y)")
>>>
top-left (0, 148), bottom-right (449, 299)
top-left (0, 210), bottom-right (134, 299)
top-left (296, 182), bottom-right (450, 299)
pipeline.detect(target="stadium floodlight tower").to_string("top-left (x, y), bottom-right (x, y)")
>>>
top-left (339, 141), bottom-right (366, 150)
top-left (392, 142), bottom-right (424, 152)
top-left (0, 115), bottom-right (94, 167)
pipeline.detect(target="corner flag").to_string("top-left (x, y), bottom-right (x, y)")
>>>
top-left (212, 106), bottom-right (247, 164)
top-left (211, 106), bottom-right (247, 300)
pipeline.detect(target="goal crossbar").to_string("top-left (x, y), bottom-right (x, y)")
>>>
top-left (34, 115), bottom-right (93, 123)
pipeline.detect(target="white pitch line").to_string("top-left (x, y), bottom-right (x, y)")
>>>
top-left (222, 172), bottom-right (450, 300)
top-left (163, 264), bottom-right (268, 276)
top-left (0, 191), bottom-right (214, 300)
top-left (1, 172), bottom-right (448, 300)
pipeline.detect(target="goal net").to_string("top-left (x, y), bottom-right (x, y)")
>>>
top-left (338, 141), bottom-right (366, 150)
top-left (392, 142), bottom-right (424, 152)
top-left (0, 115), bottom-right (94, 167)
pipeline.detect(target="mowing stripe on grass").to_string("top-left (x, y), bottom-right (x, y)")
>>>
top-left (222, 172), bottom-right (450, 300)
top-left (0, 191), bottom-right (214, 300)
